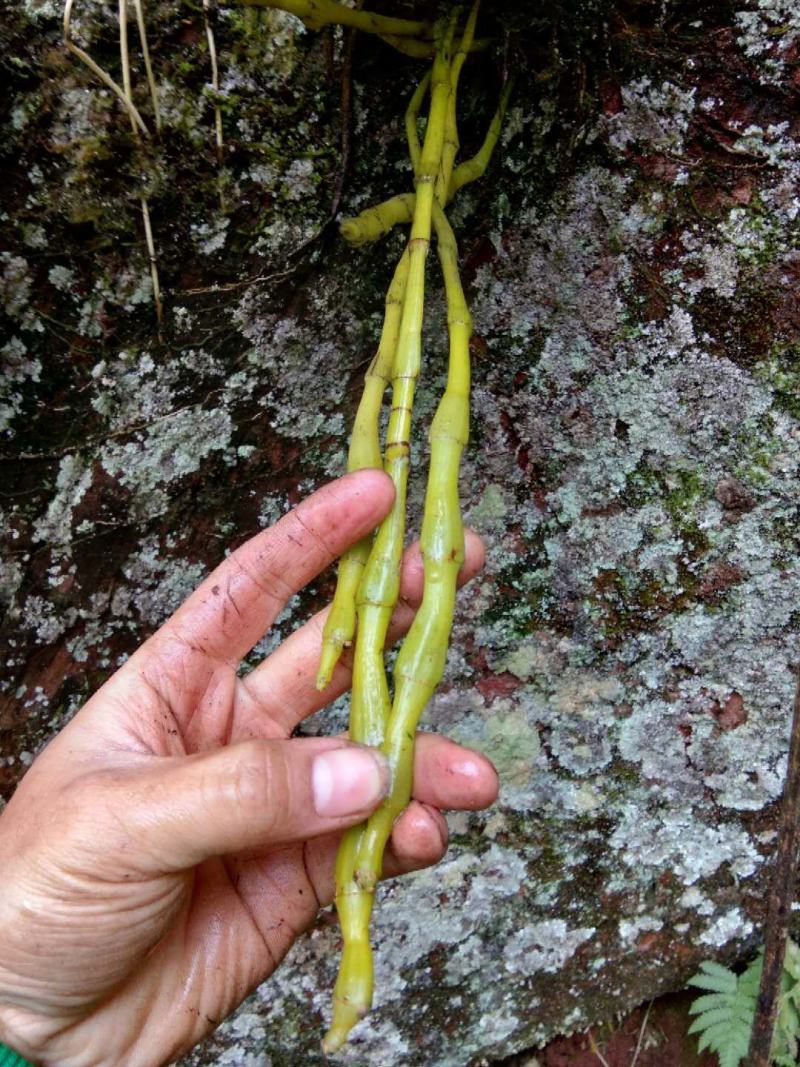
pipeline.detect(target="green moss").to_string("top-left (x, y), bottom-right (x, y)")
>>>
top-left (472, 710), bottom-right (542, 786)
top-left (623, 460), bottom-right (706, 526)
top-left (754, 344), bottom-right (800, 421)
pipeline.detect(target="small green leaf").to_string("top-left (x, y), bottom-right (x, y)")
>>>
top-left (688, 963), bottom-right (738, 994)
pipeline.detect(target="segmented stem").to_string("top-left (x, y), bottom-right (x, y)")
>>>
top-left (448, 77), bottom-right (513, 197)
top-left (377, 31), bottom-right (490, 58)
top-left (348, 17), bottom-right (454, 744)
top-left (353, 201), bottom-right (470, 895)
top-left (339, 78), bottom-right (513, 247)
top-left (319, 4), bottom-right (512, 1049)
top-left (405, 69), bottom-right (432, 174)
top-left (317, 247), bottom-right (411, 691)
top-left (322, 20), bottom-right (456, 1054)
top-left (335, 71), bottom-right (430, 247)
top-left (340, 193), bottom-right (416, 248)
top-left (436, 1), bottom-right (480, 206)
top-left (233, 0), bottom-right (432, 38)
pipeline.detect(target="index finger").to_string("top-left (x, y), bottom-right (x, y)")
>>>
top-left (153, 470), bottom-right (395, 666)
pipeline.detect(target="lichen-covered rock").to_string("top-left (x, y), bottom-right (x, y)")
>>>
top-left (1, 1), bottom-right (799, 1064)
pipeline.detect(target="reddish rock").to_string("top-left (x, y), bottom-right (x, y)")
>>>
top-left (711, 691), bottom-right (748, 731)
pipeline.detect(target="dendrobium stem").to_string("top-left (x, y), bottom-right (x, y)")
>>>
top-left (449, 78), bottom-right (514, 196)
top-left (317, 248), bottom-right (411, 691)
top-left (353, 201), bottom-right (470, 895)
top-left (436, 1), bottom-right (480, 205)
top-left (225, 0), bottom-right (489, 57)
top-left (339, 77), bottom-right (513, 246)
top-left (231, 0), bottom-right (432, 39)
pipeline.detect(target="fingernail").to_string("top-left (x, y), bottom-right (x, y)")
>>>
top-left (312, 747), bottom-right (389, 818)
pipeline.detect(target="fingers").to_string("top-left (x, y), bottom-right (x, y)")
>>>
top-left (225, 738), bottom-right (496, 960)
top-left (236, 528), bottom-right (486, 735)
top-left (98, 738), bottom-right (393, 874)
top-left (293, 737), bottom-right (498, 904)
top-left (150, 471), bottom-right (395, 667)
top-left (121, 734), bottom-right (495, 875)
top-left (385, 802), bottom-right (450, 878)
top-left (302, 800), bottom-right (451, 907)
top-left (407, 733), bottom-right (499, 811)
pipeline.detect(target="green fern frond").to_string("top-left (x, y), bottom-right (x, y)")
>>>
top-left (688, 1006), bottom-right (754, 1032)
top-left (739, 954), bottom-right (764, 995)
top-left (699, 1015), bottom-right (755, 1058)
top-left (718, 1043), bottom-right (751, 1067)
top-left (687, 958), bottom-right (757, 1066)
top-left (688, 940), bottom-right (800, 1067)
top-left (689, 991), bottom-right (741, 1013)
top-left (687, 960), bottom-right (739, 994)
top-left (783, 940), bottom-right (800, 983)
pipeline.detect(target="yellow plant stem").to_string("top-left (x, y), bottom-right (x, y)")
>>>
top-left (378, 32), bottom-right (490, 59)
top-left (405, 70), bottom-right (432, 173)
top-left (225, 0), bottom-right (489, 57)
top-left (340, 193), bottom-right (416, 248)
top-left (339, 78), bottom-right (513, 246)
top-left (317, 247), bottom-right (410, 690)
top-left (334, 69), bottom-right (428, 246)
top-left (232, 0), bottom-right (432, 39)
top-left (436, 0), bottom-right (480, 205)
top-left (354, 201), bottom-right (470, 896)
top-left (449, 77), bottom-right (513, 195)
top-left (322, 19), bottom-right (456, 1054)
top-left (379, 33), bottom-right (435, 58)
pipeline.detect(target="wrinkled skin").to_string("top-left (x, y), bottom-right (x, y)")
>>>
top-left (0, 472), bottom-right (497, 1067)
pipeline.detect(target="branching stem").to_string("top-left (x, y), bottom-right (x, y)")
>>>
top-left (231, 0), bottom-right (432, 39)
top-left (321, 2), bottom-right (510, 1049)
top-left (340, 77), bottom-right (513, 246)
top-left (317, 248), bottom-right (410, 691)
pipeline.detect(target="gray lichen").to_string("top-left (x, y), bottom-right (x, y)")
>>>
top-left (2, 0), bottom-right (800, 1064)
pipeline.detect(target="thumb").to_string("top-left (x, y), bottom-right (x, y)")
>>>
top-left (117, 739), bottom-right (389, 872)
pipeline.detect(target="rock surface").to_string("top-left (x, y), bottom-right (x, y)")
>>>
top-left (1, 1), bottom-right (800, 1064)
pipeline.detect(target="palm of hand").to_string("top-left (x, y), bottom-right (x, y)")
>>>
top-left (0, 473), bottom-right (495, 1067)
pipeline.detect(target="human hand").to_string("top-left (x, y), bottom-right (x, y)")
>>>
top-left (0, 471), bottom-right (497, 1067)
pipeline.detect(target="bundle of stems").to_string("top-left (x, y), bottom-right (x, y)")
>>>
top-left (316, 2), bottom-right (511, 1051)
